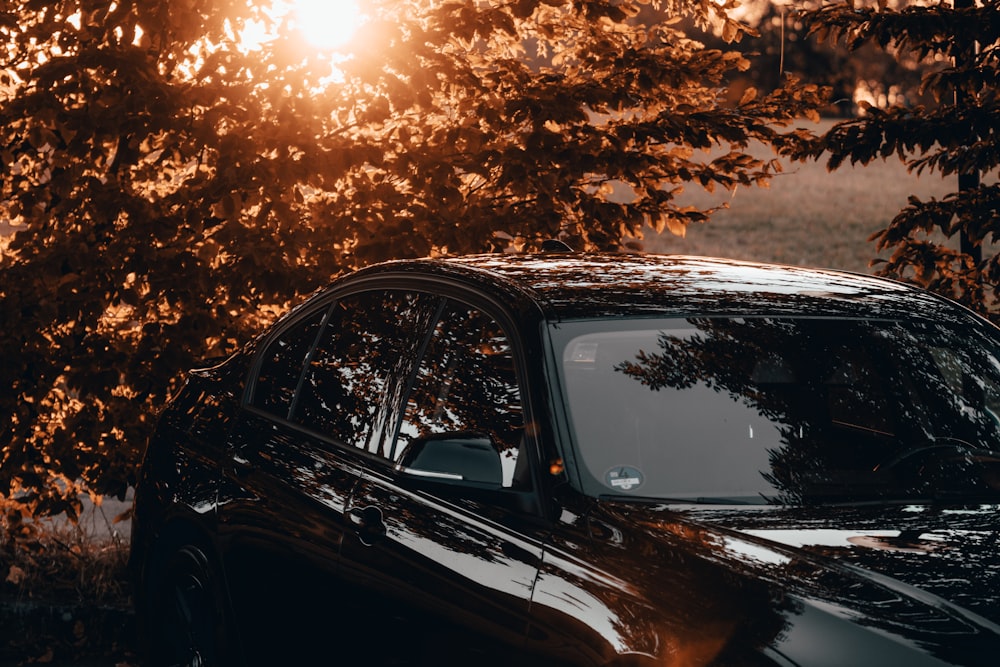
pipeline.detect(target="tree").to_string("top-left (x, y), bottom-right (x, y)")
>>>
top-left (706, 0), bottom-right (933, 116)
top-left (0, 0), bottom-right (825, 518)
top-left (787, 0), bottom-right (1000, 315)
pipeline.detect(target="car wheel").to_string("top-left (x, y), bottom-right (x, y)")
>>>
top-left (146, 538), bottom-right (232, 667)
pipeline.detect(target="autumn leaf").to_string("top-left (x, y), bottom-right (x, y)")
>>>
top-left (5, 565), bottom-right (25, 585)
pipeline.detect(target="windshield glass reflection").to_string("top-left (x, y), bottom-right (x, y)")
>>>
top-left (554, 317), bottom-right (1000, 505)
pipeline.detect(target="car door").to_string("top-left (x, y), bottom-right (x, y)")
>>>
top-left (217, 288), bottom-right (440, 663)
top-left (339, 297), bottom-right (549, 666)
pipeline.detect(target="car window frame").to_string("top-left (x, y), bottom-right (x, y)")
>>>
top-left (241, 287), bottom-right (439, 465)
top-left (239, 275), bottom-right (548, 514)
top-left (338, 275), bottom-right (548, 513)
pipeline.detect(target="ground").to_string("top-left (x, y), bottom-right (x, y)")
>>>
top-left (640, 119), bottom-right (989, 272)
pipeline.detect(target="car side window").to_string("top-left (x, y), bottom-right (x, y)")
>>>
top-left (394, 300), bottom-right (529, 489)
top-left (251, 307), bottom-right (327, 418)
top-left (291, 290), bottom-right (438, 457)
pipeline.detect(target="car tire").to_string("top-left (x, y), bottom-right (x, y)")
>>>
top-left (142, 531), bottom-right (234, 667)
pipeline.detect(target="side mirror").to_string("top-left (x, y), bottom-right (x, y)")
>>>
top-left (396, 432), bottom-right (502, 488)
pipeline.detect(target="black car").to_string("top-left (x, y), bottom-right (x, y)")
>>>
top-left (131, 252), bottom-right (1000, 667)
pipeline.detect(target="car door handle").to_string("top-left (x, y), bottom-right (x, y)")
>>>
top-left (347, 505), bottom-right (386, 546)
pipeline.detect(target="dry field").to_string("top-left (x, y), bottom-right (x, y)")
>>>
top-left (640, 119), bottom-right (972, 274)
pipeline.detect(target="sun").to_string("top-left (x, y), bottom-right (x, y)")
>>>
top-left (288, 0), bottom-right (365, 50)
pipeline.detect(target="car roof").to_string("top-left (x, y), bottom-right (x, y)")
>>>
top-left (358, 252), bottom-right (962, 322)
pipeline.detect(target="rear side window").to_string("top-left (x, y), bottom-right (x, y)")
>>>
top-left (292, 290), bottom-right (438, 457)
top-left (252, 307), bottom-right (327, 418)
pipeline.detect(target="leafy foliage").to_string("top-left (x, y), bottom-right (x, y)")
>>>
top-left (0, 0), bottom-right (825, 516)
top-left (688, 0), bottom-right (930, 117)
top-left (786, 0), bottom-right (1000, 314)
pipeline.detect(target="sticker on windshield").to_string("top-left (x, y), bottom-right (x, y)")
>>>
top-left (606, 466), bottom-right (644, 492)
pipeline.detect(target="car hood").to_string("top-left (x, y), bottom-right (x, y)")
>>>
top-left (596, 501), bottom-right (1000, 666)
top-left (676, 502), bottom-right (1000, 624)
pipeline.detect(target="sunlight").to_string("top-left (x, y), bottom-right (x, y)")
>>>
top-left (235, 0), bottom-right (367, 87)
top-left (290, 0), bottom-right (365, 50)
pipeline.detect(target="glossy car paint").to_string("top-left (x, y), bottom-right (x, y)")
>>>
top-left (131, 253), bottom-right (1000, 666)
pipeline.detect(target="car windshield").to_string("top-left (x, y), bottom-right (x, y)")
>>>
top-left (553, 316), bottom-right (1000, 505)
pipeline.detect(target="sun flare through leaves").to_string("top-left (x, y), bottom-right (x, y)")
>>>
top-left (240, 0), bottom-right (366, 52)
top-left (287, 0), bottom-right (366, 50)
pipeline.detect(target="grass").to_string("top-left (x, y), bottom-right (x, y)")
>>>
top-left (638, 119), bottom-right (971, 273)
top-left (1, 512), bottom-right (129, 608)
top-left (1, 500), bottom-right (134, 664)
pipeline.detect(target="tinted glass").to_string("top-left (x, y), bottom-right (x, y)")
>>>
top-left (252, 307), bottom-right (327, 418)
top-left (292, 290), bottom-right (438, 456)
top-left (395, 301), bottom-right (528, 488)
top-left (554, 317), bottom-right (1000, 505)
